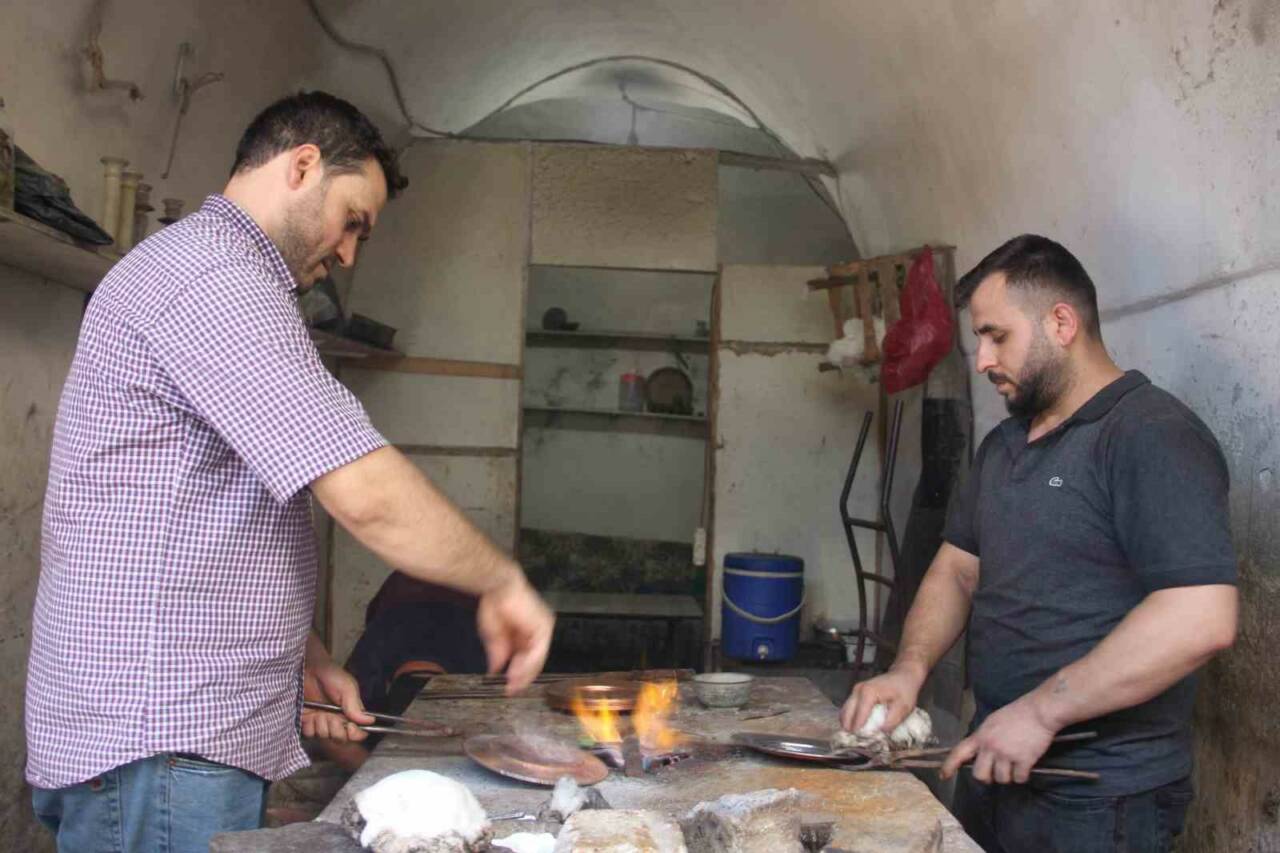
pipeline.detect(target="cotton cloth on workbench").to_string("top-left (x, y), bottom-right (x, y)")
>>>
top-left (26, 195), bottom-right (387, 788)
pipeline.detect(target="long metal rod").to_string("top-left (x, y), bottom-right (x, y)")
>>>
top-left (839, 412), bottom-right (875, 670)
top-left (880, 399), bottom-right (905, 634)
top-left (839, 400), bottom-right (905, 674)
top-left (303, 700), bottom-right (441, 728)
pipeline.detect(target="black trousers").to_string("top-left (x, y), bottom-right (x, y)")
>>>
top-left (953, 774), bottom-right (1193, 853)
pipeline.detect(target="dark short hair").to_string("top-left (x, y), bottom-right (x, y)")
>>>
top-left (954, 234), bottom-right (1100, 338)
top-left (231, 91), bottom-right (407, 198)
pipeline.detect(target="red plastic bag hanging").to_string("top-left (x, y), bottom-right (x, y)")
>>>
top-left (879, 247), bottom-right (954, 394)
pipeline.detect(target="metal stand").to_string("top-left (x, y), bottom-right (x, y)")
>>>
top-left (839, 399), bottom-right (904, 675)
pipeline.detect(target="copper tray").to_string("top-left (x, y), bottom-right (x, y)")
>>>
top-left (464, 733), bottom-right (609, 786)
top-left (544, 679), bottom-right (640, 714)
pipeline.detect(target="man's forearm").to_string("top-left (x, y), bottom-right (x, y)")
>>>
top-left (313, 447), bottom-right (521, 596)
top-left (891, 543), bottom-right (978, 683)
top-left (1026, 584), bottom-right (1237, 731)
top-left (305, 630), bottom-right (331, 670)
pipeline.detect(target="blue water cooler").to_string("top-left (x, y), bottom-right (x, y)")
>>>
top-left (721, 552), bottom-right (805, 661)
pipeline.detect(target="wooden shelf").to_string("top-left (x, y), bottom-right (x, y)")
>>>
top-left (526, 328), bottom-right (710, 354)
top-left (309, 328), bottom-right (402, 360)
top-left (523, 405), bottom-right (708, 439)
top-left (0, 206), bottom-right (121, 293)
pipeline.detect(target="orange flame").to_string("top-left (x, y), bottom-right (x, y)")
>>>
top-left (634, 680), bottom-right (683, 751)
top-left (570, 689), bottom-right (622, 744)
top-left (569, 680), bottom-right (685, 751)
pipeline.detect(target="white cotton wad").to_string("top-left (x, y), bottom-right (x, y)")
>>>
top-left (835, 704), bottom-right (934, 753)
top-left (888, 706), bottom-right (933, 748)
top-left (492, 832), bottom-right (558, 853)
top-left (354, 769), bottom-right (489, 850)
top-left (547, 776), bottom-right (587, 822)
top-left (857, 703), bottom-right (888, 737)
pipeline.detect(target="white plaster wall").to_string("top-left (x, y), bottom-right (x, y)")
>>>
top-left (713, 265), bottom-right (884, 638)
top-left (345, 141), bottom-right (531, 365)
top-left (0, 275), bottom-right (83, 850)
top-left (334, 139), bottom-right (530, 661)
top-left (465, 97), bottom-right (858, 266)
top-left (713, 350), bottom-right (881, 637)
top-left (2, 0), bottom-right (396, 247)
top-left (521, 429), bottom-right (706, 543)
top-left (343, 370), bottom-right (522, 449)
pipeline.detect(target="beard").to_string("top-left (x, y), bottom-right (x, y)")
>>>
top-left (990, 329), bottom-right (1070, 418)
top-left (275, 183), bottom-right (328, 289)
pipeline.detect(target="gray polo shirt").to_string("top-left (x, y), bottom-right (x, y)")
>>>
top-left (944, 370), bottom-right (1236, 796)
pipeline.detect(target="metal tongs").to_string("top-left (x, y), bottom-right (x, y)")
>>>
top-left (302, 701), bottom-right (458, 738)
top-left (839, 730), bottom-right (1101, 780)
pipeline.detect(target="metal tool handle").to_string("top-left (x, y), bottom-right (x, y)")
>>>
top-left (302, 700), bottom-right (453, 732)
top-left (888, 729), bottom-right (1099, 760)
top-left (891, 760), bottom-right (1100, 781)
top-left (355, 723), bottom-right (458, 739)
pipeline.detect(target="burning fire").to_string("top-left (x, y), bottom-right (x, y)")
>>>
top-left (570, 680), bottom-right (684, 751)
top-left (634, 680), bottom-right (683, 751)
top-left (570, 690), bottom-right (622, 744)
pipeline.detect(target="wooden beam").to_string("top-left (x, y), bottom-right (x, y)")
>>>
top-left (395, 445), bottom-right (517, 457)
top-left (807, 275), bottom-right (859, 292)
top-left (352, 355), bottom-right (521, 380)
top-left (807, 244), bottom-right (958, 291)
top-left (717, 149), bottom-right (837, 178)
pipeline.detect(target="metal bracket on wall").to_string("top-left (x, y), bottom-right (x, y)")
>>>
top-left (839, 399), bottom-right (904, 675)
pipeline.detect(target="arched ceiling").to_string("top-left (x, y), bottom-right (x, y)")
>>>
top-left (313, 0), bottom-right (1279, 317)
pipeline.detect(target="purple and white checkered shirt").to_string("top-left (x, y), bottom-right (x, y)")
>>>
top-left (26, 195), bottom-right (386, 788)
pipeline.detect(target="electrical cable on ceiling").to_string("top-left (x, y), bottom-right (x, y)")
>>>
top-left (305, 0), bottom-right (452, 137)
top-left (304, 0), bottom-right (850, 238)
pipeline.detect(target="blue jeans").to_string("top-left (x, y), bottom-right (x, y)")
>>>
top-left (32, 753), bottom-right (267, 853)
top-left (953, 774), bottom-right (1194, 853)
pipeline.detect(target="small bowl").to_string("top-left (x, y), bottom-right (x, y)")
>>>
top-left (693, 673), bottom-right (754, 708)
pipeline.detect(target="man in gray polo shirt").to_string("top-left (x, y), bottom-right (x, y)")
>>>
top-left (840, 235), bottom-right (1237, 852)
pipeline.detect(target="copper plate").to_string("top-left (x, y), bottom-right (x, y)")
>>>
top-left (731, 732), bottom-right (873, 766)
top-left (464, 733), bottom-right (609, 786)
top-left (544, 679), bottom-right (640, 714)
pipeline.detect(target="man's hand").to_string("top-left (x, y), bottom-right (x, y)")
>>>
top-left (476, 575), bottom-right (555, 695)
top-left (840, 662), bottom-right (926, 733)
top-left (940, 695), bottom-right (1058, 784)
top-left (302, 652), bottom-right (375, 743)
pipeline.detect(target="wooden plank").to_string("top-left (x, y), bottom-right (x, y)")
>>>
top-left (704, 269), bottom-right (723, 670)
top-left (526, 329), bottom-right (710, 354)
top-left (523, 405), bottom-right (708, 439)
top-left (356, 355), bottom-right (521, 380)
top-left (544, 591), bottom-right (703, 620)
top-left (716, 149), bottom-right (837, 178)
top-left (309, 328), bottom-right (401, 360)
top-left (395, 445), bottom-right (518, 457)
top-left (0, 206), bottom-right (120, 292)
top-left (809, 245), bottom-right (958, 292)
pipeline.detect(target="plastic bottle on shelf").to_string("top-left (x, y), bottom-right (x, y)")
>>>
top-left (0, 97), bottom-right (15, 210)
top-left (618, 371), bottom-right (646, 413)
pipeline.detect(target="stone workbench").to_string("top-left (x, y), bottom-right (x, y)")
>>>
top-left (312, 674), bottom-right (979, 851)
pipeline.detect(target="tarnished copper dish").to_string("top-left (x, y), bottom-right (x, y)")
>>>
top-left (544, 679), bottom-right (641, 714)
top-left (464, 733), bottom-right (609, 786)
top-left (731, 731), bottom-right (873, 766)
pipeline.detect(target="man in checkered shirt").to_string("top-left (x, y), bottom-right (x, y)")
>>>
top-left (25, 91), bottom-right (555, 852)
